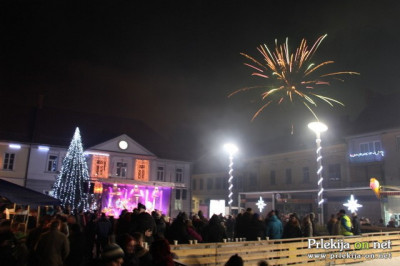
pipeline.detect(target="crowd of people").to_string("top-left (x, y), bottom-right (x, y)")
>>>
top-left (0, 203), bottom-right (381, 266)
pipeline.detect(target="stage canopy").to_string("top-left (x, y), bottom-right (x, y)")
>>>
top-left (0, 179), bottom-right (60, 207)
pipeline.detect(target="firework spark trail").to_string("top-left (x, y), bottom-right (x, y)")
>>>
top-left (230, 34), bottom-right (359, 120)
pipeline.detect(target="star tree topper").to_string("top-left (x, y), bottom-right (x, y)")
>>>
top-left (343, 194), bottom-right (363, 213)
top-left (256, 196), bottom-right (267, 213)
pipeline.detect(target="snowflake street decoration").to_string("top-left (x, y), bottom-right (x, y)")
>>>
top-left (343, 194), bottom-right (363, 213)
top-left (256, 196), bottom-right (267, 213)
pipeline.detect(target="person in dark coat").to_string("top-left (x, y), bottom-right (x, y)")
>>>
top-left (132, 203), bottom-right (156, 245)
top-left (282, 214), bottom-right (302, 238)
top-left (225, 215), bottom-right (235, 239)
top-left (149, 238), bottom-right (175, 266)
top-left (247, 213), bottom-right (266, 240)
top-left (96, 213), bottom-right (113, 258)
top-left (35, 220), bottom-right (70, 266)
top-left (352, 212), bottom-right (362, 235)
top-left (240, 208), bottom-right (254, 240)
top-left (202, 214), bottom-right (227, 243)
top-left (192, 214), bottom-right (206, 237)
top-left (326, 214), bottom-right (337, 235)
top-left (26, 215), bottom-right (51, 266)
top-left (309, 212), bottom-right (318, 236)
top-left (65, 223), bottom-right (87, 266)
top-left (234, 209), bottom-right (245, 238)
top-left (265, 211), bottom-right (283, 239)
top-left (166, 212), bottom-right (191, 244)
top-left (152, 210), bottom-right (167, 239)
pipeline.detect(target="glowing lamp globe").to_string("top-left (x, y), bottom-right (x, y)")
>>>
top-left (308, 122), bottom-right (328, 134)
top-left (224, 143), bottom-right (238, 155)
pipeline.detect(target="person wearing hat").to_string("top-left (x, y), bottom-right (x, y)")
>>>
top-left (101, 243), bottom-right (124, 266)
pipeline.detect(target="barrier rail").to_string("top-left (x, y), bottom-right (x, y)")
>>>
top-left (171, 231), bottom-right (400, 265)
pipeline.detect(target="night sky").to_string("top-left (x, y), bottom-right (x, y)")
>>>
top-left (2, 0), bottom-right (400, 160)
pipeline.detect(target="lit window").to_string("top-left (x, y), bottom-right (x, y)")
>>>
top-left (116, 162), bottom-right (127, 177)
top-left (135, 159), bottom-right (149, 181)
top-left (174, 200), bottom-right (182, 210)
top-left (175, 168), bottom-right (183, 183)
top-left (2, 153), bottom-right (15, 170)
top-left (157, 166), bottom-right (164, 181)
top-left (91, 155), bottom-right (109, 178)
top-left (175, 189), bottom-right (182, 210)
top-left (46, 155), bottom-right (58, 172)
top-left (360, 141), bottom-right (382, 153)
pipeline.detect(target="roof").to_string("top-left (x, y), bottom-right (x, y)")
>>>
top-left (0, 104), bottom-right (191, 161)
top-left (0, 179), bottom-right (61, 207)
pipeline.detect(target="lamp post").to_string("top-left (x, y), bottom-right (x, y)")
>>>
top-left (308, 122), bottom-right (328, 225)
top-left (224, 143), bottom-right (238, 215)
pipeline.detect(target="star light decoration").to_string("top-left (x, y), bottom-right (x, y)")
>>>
top-left (256, 196), bottom-right (267, 213)
top-left (343, 194), bottom-right (363, 213)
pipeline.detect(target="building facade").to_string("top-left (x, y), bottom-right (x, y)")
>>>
top-left (192, 128), bottom-right (400, 225)
top-left (0, 134), bottom-right (191, 218)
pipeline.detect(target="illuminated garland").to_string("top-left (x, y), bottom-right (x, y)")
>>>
top-left (315, 138), bottom-right (324, 206)
top-left (227, 153), bottom-right (234, 206)
top-left (53, 127), bottom-right (90, 211)
top-left (349, 151), bottom-right (384, 158)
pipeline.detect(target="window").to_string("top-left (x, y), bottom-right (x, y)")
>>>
top-left (249, 173), bottom-right (257, 187)
top-left (135, 159), bottom-right (149, 181)
top-left (397, 136), bottom-right (400, 151)
top-left (157, 166), bottom-right (164, 181)
top-left (192, 179), bottom-right (197, 190)
top-left (46, 155), bottom-right (58, 172)
top-left (360, 141), bottom-right (382, 153)
top-left (328, 164), bottom-right (341, 181)
top-left (175, 168), bottom-right (183, 183)
top-left (215, 177), bottom-right (222, 190)
top-left (270, 170), bottom-right (276, 185)
top-left (285, 168), bottom-right (292, 184)
top-left (2, 153), bottom-right (15, 170)
top-left (303, 167), bottom-right (310, 183)
top-left (221, 176), bottom-right (228, 189)
top-left (175, 189), bottom-right (182, 210)
top-left (199, 178), bottom-right (204, 190)
top-left (182, 189), bottom-right (187, 200)
top-left (175, 200), bottom-right (182, 210)
top-left (116, 162), bottom-right (127, 178)
top-left (91, 155), bottom-right (109, 178)
top-left (207, 178), bottom-right (213, 190)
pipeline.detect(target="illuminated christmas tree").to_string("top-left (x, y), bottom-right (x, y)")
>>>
top-left (53, 127), bottom-right (90, 210)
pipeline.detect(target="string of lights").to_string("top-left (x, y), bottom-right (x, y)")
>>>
top-left (53, 127), bottom-right (90, 211)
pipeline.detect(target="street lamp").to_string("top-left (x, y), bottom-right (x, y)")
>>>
top-left (308, 122), bottom-right (328, 225)
top-left (224, 143), bottom-right (238, 215)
